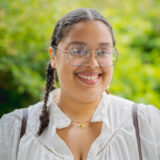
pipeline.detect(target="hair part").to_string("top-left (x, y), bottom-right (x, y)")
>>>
top-left (51, 8), bottom-right (115, 51)
top-left (38, 8), bottom-right (115, 136)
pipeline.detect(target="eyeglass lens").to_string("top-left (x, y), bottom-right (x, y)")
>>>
top-left (68, 44), bottom-right (118, 66)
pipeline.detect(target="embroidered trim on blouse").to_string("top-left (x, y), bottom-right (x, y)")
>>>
top-left (43, 144), bottom-right (65, 160)
top-left (96, 127), bottom-right (120, 156)
top-left (27, 126), bottom-right (66, 160)
top-left (36, 135), bottom-right (65, 160)
top-left (96, 118), bottom-right (131, 156)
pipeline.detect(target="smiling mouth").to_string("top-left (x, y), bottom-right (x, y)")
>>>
top-left (77, 74), bottom-right (99, 80)
top-left (75, 73), bottom-right (102, 85)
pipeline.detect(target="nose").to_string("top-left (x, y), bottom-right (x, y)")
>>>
top-left (84, 51), bottom-right (99, 67)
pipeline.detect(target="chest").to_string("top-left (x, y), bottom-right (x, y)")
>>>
top-left (56, 122), bottom-right (102, 160)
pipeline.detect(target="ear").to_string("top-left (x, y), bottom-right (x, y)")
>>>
top-left (48, 47), bottom-right (56, 69)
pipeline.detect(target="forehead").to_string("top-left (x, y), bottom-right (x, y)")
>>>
top-left (58, 20), bottom-right (113, 48)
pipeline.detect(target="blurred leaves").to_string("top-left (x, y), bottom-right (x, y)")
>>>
top-left (0, 0), bottom-right (160, 117)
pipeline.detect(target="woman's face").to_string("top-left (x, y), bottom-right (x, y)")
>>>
top-left (51, 20), bottom-right (113, 102)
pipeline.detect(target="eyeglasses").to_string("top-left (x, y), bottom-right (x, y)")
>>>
top-left (54, 44), bottom-right (119, 67)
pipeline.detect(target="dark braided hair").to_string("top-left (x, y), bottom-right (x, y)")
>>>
top-left (37, 8), bottom-right (116, 136)
top-left (37, 63), bottom-right (55, 136)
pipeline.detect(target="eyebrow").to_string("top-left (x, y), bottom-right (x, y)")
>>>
top-left (67, 41), bottom-right (86, 46)
top-left (67, 41), bottom-right (112, 47)
top-left (98, 42), bottom-right (112, 46)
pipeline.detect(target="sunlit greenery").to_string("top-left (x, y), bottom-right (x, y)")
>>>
top-left (0, 0), bottom-right (160, 117)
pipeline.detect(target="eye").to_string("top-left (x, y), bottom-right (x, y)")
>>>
top-left (97, 49), bottom-right (111, 56)
top-left (69, 48), bottom-right (87, 57)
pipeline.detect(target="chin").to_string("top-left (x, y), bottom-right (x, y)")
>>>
top-left (75, 87), bottom-right (104, 102)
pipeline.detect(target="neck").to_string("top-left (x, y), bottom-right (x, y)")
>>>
top-left (55, 89), bottom-right (102, 122)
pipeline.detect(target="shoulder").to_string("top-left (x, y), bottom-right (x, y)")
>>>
top-left (0, 109), bottom-right (23, 130)
top-left (0, 101), bottom-right (43, 125)
top-left (0, 101), bottom-right (43, 159)
top-left (107, 93), bottom-right (159, 116)
top-left (0, 101), bottom-right (43, 136)
top-left (105, 93), bottom-right (160, 124)
top-left (0, 109), bottom-right (23, 159)
top-left (137, 103), bottom-right (160, 125)
top-left (106, 94), bottom-right (134, 115)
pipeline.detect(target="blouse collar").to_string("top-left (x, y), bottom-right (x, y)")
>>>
top-left (47, 88), bottom-right (110, 130)
top-left (37, 88), bottom-right (110, 157)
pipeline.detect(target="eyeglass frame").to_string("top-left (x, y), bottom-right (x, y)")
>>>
top-left (52, 44), bottom-right (119, 67)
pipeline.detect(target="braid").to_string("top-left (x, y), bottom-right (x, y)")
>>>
top-left (37, 62), bottom-right (55, 136)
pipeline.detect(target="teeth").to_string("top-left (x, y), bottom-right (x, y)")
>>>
top-left (77, 74), bottom-right (98, 80)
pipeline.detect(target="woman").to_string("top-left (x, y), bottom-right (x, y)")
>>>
top-left (0, 8), bottom-right (160, 160)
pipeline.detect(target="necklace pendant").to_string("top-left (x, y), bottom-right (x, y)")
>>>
top-left (78, 122), bottom-right (85, 128)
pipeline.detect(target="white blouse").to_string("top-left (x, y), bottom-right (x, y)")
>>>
top-left (0, 89), bottom-right (160, 160)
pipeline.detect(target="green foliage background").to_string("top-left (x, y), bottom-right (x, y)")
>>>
top-left (0, 0), bottom-right (160, 117)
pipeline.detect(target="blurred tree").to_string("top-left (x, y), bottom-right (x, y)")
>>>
top-left (0, 0), bottom-right (160, 117)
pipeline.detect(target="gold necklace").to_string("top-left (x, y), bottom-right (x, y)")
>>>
top-left (72, 120), bottom-right (90, 128)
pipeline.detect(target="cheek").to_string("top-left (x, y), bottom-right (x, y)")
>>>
top-left (103, 67), bottom-right (113, 82)
top-left (56, 59), bottom-right (76, 85)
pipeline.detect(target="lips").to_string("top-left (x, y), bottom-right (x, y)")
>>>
top-left (75, 72), bottom-right (102, 85)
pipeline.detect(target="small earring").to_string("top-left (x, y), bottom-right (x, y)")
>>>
top-left (105, 84), bottom-right (110, 95)
top-left (49, 47), bottom-right (53, 54)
